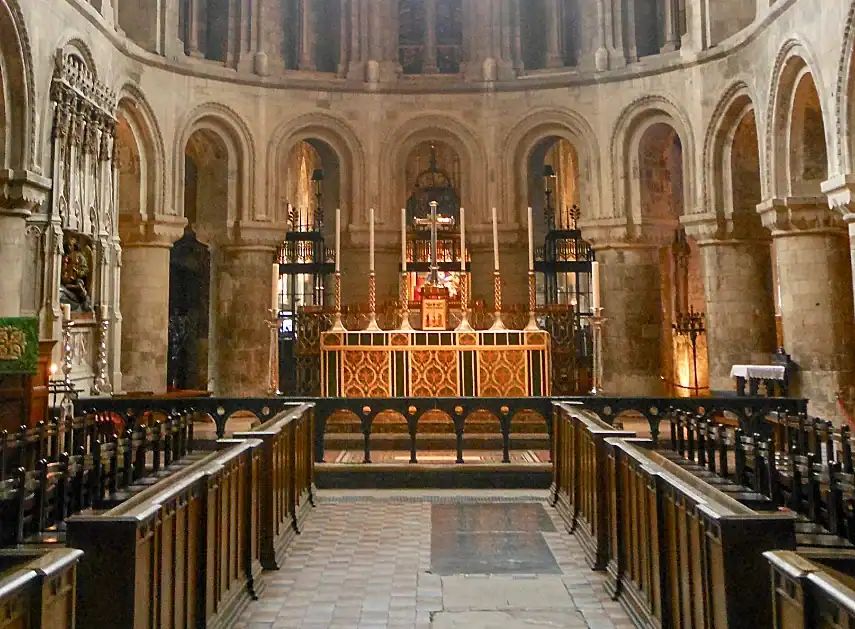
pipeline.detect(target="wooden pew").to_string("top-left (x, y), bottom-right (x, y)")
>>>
top-left (0, 548), bottom-right (82, 629)
top-left (765, 550), bottom-right (855, 629)
top-left (232, 402), bottom-right (315, 570)
top-left (551, 402), bottom-right (636, 569)
top-left (66, 438), bottom-right (265, 629)
top-left (602, 437), bottom-right (796, 629)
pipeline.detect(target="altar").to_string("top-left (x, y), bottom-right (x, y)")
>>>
top-left (321, 329), bottom-right (550, 398)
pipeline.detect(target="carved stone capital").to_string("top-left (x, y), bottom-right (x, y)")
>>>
top-left (231, 220), bottom-right (289, 249)
top-left (822, 174), bottom-right (855, 215)
top-left (757, 197), bottom-right (845, 235)
top-left (0, 169), bottom-right (51, 216)
top-left (681, 211), bottom-right (770, 245)
top-left (118, 214), bottom-right (187, 247)
top-left (580, 217), bottom-right (673, 251)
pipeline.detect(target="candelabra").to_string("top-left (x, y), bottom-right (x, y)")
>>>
top-left (673, 306), bottom-right (706, 396)
top-left (455, 274), bottom-right (474, 332)
top-left (589, 307), bottom-right (607, 395)
top-left (266, 308), bottom-right (282, 395)
top-left (366, 272), bottom-right (381, 331)
top-left (524, 271), bottom-right (539, 331)
top-left (92, 306), bottom-right (112, 395)
top-left (490, 270), bottom-right (505, 330)
top-left (60, 315), bottom-right (75, 422)
top-left (399, 272), bottom-right (413, 331)
top-left (330, 271), bottom-right (346, 331)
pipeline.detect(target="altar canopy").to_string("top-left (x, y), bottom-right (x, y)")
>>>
top-left (321, 330), bottom-right (550, 398)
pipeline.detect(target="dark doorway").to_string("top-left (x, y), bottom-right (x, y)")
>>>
top-left (168, 231), bottom-right (210, 391)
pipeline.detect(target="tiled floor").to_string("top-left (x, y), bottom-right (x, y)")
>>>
top-left (233, 490), bottom-right (636, 629)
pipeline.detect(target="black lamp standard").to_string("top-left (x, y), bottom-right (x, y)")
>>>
top-left (311, 168), bottom-right (325, 231)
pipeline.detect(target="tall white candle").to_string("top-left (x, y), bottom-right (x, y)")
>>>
top-left (401, 207), bottom-right (407, 272)
top-left (335, 208), bottom-right (341, 273)
top-left (459, 207), bottom-right (466, 272)
top-left (369, 207), bottom-right (375, 272)
top-left (591, 261), bottom-right (601, 310)
top-left (61, 304), bottom-right (71, 321)
top-left (492, 207), bottom-right (499, 271)
top-left (527, 206), bottom-right (534, 271)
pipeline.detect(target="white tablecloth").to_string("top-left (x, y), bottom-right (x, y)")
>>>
top-left (730, 364), bottom-right (787, 380)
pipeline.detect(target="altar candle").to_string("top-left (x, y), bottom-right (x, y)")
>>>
top-left (527, 206), bottom-right (534, 271)
top-left (401, 207), bottom-right (407, 272)
top-left (335, 208), bottom-right (341, 273)
top-left (591, 261), bottom-right (601, 310)
top-left (61, 304), bottom-right (71, 321)
top-left (459, 207), bottom-right (466, 272)
top-left (369, 207), bottom-right (375, 272)
top-left (491, 207), bottom-right (499, 271)
top-left (99, 304), bottom-right (108, 320)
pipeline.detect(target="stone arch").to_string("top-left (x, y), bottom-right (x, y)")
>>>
top-left (610, 95), bottom-right (696, 232)
top-left (267, 113), bottom-right (366, 228)
top-left (116, 84), bottom-right (165, 221)
top-left (502, 108), bottom-right (601, 223)
top-left (174, 103), bottom-right (255, 231)
top-left (836, 2), bottom-right (855, 174)
top-left (380, 114), bottom-right (487, 225)
top-left (765, 38), bottom-right (831, 197)
top-left (57, 36), bottom-right (99, 78)
top-left (0, 0), bottom-right (35, 170)
top-left (704, 81), bottom-right (764, 223)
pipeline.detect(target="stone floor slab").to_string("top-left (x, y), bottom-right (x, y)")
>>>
top-left (431, 611), bottom-right (591, 629)
top-left (441, 576), bottom-right (576, 611)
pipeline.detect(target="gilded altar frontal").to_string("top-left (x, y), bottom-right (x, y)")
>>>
top-left (0, 0), bottom-right (854, 421)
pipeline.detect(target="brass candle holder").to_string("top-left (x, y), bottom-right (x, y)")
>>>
top-left (589, 307), bottom-right (607, 395)
top-left (455, 273), bottom-right (474, 332)
top-left (524, 271), bottom-right (539, 331)
top-left (366, 271), bottom-right (381, 331)
top-left (490, 270), bottom-right (505, 330)
top-left (399, 272), bottom-right (413, 331)
top-left (265, 308), bottom-right (282, 395)
top-left (330, 271), bottom-right (346, 332)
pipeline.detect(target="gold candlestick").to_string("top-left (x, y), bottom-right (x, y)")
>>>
top-left (455, 274), bottom-right (474, 331)
top-left (590, 307), bottom-right (607, 395)
top-left (366, 271), bottom-right (380, 331)
top-left (330, 271), bottom-right (346, 331)
top-left (524, 271), bottom-right (539, 331)
top-left (399, 272), bottom-right (413, 331)
top-left (265, 308), bottom-right (281, 395)
top-left (490, 270), bottom-right (505, 330)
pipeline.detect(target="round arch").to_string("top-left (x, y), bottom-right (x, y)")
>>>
top-left (610, 95), bottom-right (696, 233)
top-left (0, 0), bottom-right (34, 170)
top-left (380, 114), bottom-right (487, 225)
top-left (502, 107), bottom-right (601, 224)
top-left (703, 81), bottom-right (763, 220)
top-left (765, 38), bottom-right (831, 197)
top-left (267, 113), bottom-right (366, 228)
top-left (173, 102), bottom-right (255, 228)
top-left (836, 1), bottom-right (855, 173)
top-left (116, 84), bottom-right (165, 220)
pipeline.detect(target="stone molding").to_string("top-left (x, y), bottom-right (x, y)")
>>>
top-left (0, 169), bottom-right (51, 215)
top-left (822, 174), bottom-right (855, 215)
top-left (230, 220), bottom-right (290, 249)
top-left (118, 214), bottom-right (187, 247)
top-left (580, 218), bottom-right (673, 251)
top-left (681, 211), bottom-right (770, 245)
top-left (757, 197), bottom-right (846, 235)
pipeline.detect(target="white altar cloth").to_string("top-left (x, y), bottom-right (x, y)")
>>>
top-left (730, 364), bottom-right (787, 381)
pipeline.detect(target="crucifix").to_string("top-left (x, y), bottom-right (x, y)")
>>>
top-left (421, 200), bottom-right (449, 330)
top-left (429, 200), bottom-right (439, 285)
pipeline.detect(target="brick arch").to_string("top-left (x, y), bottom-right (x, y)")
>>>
top-left (609, 95), bottom-right (696, 234)
top-left (0, 0), bottom-right (35, 170)
top-left (764, 38), bottom-right (831, 198)
top-left (703, 81), bottom-right (765, 227)
top-left (502, 107), bottom-right (602, 224)
top-left (174, 102), bottom-right (255, 230)
top-left (116, 84), bottom-right (166, 221)
top-left (379, 114), bottom-right (487, 225)
top-left (267, 113), bottom-right (366, 229)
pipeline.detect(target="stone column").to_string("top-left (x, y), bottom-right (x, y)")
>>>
top-left (252, 0), bottom-right (269, 75)
top-left (545, 0), bottom-right (563, 67)
top-left (660, 0), bottom-right (680, 52)
top-left (299, 0), bottom-right (316, 70)
top-left (424, 0), bottom-right (438, 73)
top-left (624, 0), bottom-right (639, 61)
top-left (213, 226), bottom-right (285, 397)
top-left (684, 217), bottom-right (777, 391)
top-left (759, 198), bottom-right (855, 420)
top-left (186, 0), bottom-right (203, 56)
top-left (0, 172), bottom-right (49, 318)
top-left (596, 243), bottom-right (665, 396)
top-left (119, 217), bottom-right (185, 393)
top-left (512, 0), bottom-right (523, 71)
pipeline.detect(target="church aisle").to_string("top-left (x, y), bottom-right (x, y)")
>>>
top-left (232, 490), bottom-right (636, 629)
